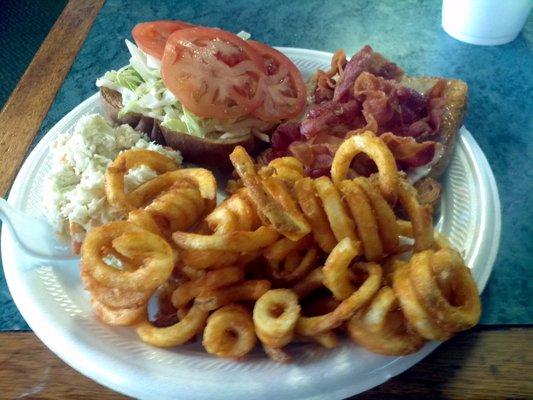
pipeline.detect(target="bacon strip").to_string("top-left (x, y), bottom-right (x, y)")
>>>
top-left (269, 46), bottom-right (445, 179)
top-left (380, 133), bottom-right (435, 169)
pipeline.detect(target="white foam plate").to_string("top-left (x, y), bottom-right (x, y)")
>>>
top-left (1, 48), bottom-right (501, 399)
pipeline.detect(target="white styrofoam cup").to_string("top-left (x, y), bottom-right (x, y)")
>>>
top-left (442, 0), bottom-right (532, 45)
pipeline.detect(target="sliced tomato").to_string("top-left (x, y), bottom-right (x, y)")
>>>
top-left (161, 27), bottom-right (267, 119)
top-left (247, 40), bottom-right (307, 122)
top-left (132, 20), bottom-right (195, 59)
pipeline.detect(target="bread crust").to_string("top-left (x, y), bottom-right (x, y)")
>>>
top-left (99, 87), bottom-right (256, 167)
top-left (400, 77), bottom-right (468, 179)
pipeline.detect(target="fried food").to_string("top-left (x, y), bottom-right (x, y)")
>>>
top-left (206, 188), bottom-right (261, 233)
top-left (128, 168), bottom-right (217, 207)
top-left (346, 287), bottom-right (426, 356)
top-left (406, 248), bottom-right (481, 332)
top-left (90, 297), bottom-right (146, 326)
top-left (308, 330), bottom-right (339, 349)
top-left (80, 221), bottom-right (176, 326)
top-left (294, 178), bottom-right (337, 252)
top-left (261, 156), bottom-right (304, 185)
top-left (78, 131), bottom-right (481, 362)
top-left (136, 304), bottom-right (209, 347)
top-left (353, 177), bottom-right (399, 254)
top-left (314, 176), bottom-right (359, 242)
top-left (296, 262), bottom-right (383, 336)
top-left (264, 236), bottom-right (319, 283)
top-left (392, 262), bottom-right (451, 340)
top-left (81, 221), bottom-right (175, 292)
top-left (171, 267), bottom-right (244, 308)
top-left (322, 237), bottom-right (362, 300)
top-left (292, 268), bottom-right (324, 299)
top-left (396, 179), bottom-right (434, 252)
top-left (195, 280), bottom-right (272, 311)
top-left (203, 305), bottom-right (256, 358)
top-left (141, 180), bottom-right (206, 236)
top-left (253, 289), bottom-right (301, 348)
top-left (105, 149), bottom-right (180, 212)
top-left (172, 226), bottom-right (279, 251)
top-left (339, 180), bottom-right (383, 260)
top-left (230, 146), bottom-right (311, 241)
top-left (180, 249), bottom-right (241, 270)
top-left (331, 130), bottom-right (398, 202)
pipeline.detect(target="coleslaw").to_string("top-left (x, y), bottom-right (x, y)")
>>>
top-left (43, 114), bottom-right (182, 242)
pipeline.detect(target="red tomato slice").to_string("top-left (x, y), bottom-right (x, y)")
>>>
top-left (247, 40), bottom-right (307, 122)
top-left (132, 20), bottom-right (195, 59)
top-left (161, 27), bottom-right (267, 119)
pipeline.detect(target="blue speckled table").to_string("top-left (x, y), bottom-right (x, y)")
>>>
top-left (1, 0), bottom-right (532, 331)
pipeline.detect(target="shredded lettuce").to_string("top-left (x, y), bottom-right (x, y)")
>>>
top-left (116, 67), bottom-right (143, 91)
top-left (96, 38), bottom-right (273, 139)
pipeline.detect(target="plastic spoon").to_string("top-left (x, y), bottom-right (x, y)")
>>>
top-left (0, 198), bottom-right (78, 260)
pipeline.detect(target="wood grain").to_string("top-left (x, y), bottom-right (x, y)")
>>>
top-left (0, 0), bottom-right (104, 197)
top-left (0, 328), bottom-right (531, 399)
top-left (356, 327), bottom-right (533, 400)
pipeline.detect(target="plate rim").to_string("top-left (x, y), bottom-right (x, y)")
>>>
top-left (1, 47), bottom-right (501, 399)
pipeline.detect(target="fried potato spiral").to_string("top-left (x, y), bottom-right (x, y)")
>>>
top-left (346, 287), bottom-right (425, 356)
top-left (78, 129), bottom-right (481, 362)
top-left (259, 156), bottom-right (304, 185)
top-left (293, 178), bottom-right (337, 253)
top-left (253, 289), bottom-right (301, 348)
top-left (392, 261), bottom-right (451, 340)
top-left (81, 221), bottom-right (175, 292)
top-left (230, 146), bottom-right (311, 241)
top-left (177, 188), bottom-right (269, 270)
top-left (195, 280), bottom-right (272, 311)
top-left (203, 305), bottom-right (257, 358)
top-left (136, 304), bottom-right (209, 347)
top-left (398, 248), bottom-right (481, 334)
top-left (80, 221), bottom-right (176, 326)
top-left (105, 149), bottom-right (180, 212)
top-left (331, 130), bottom-right (399, 202)
top-left (139, 180), bottom-right (207, 237)
top-left (171, 267), bottom-right (244, 308)
top-left (294, 175), bottom-right (402, 260)
top-left (322, 237), bottom-right (362, 300)
top-left (263, 236), bottom-right (319, 283)
top-left (296, 261), bottom-right (383, 336)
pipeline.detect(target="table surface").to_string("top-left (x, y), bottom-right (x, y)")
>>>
top-left (0, 0), bottom-right (531, 398)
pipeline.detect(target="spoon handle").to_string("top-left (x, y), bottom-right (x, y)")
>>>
top-left (0, 197), bottom-right (16, 230)
top-left (0, 197), bottom-right (77, 261)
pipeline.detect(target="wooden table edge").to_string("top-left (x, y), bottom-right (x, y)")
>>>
top-left (0, 0), bottom-right (104, 197)
top-left (0, 327), bottom-right (531, 399)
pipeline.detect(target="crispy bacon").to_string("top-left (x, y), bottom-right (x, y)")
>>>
top-left (270, 121), bottom-right (303, 158)
top-left (269, 45), bottom-right (445, 179)
top-left (380, 132), bottom-right (435, 168)
top-left (300, 100), bottom-right (362, 139)
top-left (333, 46), bottom-right (403, 102)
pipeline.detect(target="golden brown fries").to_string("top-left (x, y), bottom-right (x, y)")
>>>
top-left (230, 146), bottom-right (311, 241)
top-left (346, 287), bottom-right (425, 356)
top-left (253, 289), bottom-right (301, 348)
top-left (79, 134), bottom-right (481, 361)
top-left (105, 149), bottom-right (180, 212)
top-left (203, 305), bottom-right (257, 358)
top-left (260, 156), bottom-right (304, 184)
top-left (332, 130), bottom-right (399, 202)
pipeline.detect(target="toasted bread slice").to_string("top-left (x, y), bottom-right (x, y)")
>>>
top-left (400, 77), bottom-right (468, 179)
top-left (99, 87), bottom-right (257, 167)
